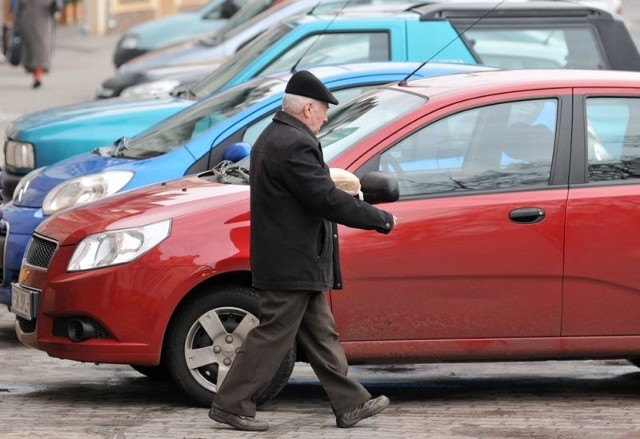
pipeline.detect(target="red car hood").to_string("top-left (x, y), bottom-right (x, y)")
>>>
top-left (37, 175), bottom-right (250, 246)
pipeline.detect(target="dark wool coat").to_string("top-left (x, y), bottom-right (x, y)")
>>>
top-left (249, 111), bottom-right (394, 292)
top-left (16, 0), bottom-right (55, 72)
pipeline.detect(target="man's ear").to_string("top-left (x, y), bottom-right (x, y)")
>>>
top-left (303, 102), bottom-right (313, 117)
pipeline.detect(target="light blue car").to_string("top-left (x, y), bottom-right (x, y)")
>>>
top-left (0, 62), bottom-right (491, 307)
top-left (113, 0), bottom-right (251, 67)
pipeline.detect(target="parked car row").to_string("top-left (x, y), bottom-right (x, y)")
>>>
top-left (5, 0), bottom-right (640, 407)
top-left (6, 1), bottom-right (637, 201)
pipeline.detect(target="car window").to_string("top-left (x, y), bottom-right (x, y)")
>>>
top-left (123, 78), bottom-right (286, 159)
top-left (240, 85), bottom-right (377, 146)
top-left (586, 98), bottom-right (640, 182)
top-left (259, 32), bottom-right (390, 76)
top-left (462, 27), bottom-right (607, 69)
top-left (370, 99), bottom-right (557, 198)
top-left (319, 87), bottom-right (427, 162)
top-left (191, 22), bottom-right (293, 98)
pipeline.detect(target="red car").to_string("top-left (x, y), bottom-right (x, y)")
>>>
top-left (13, 69), bottom-right (640, 406)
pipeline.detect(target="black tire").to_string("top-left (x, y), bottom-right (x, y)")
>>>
top-left (164, 284), bottom-right (296, 407)
top-left (130, 364), bottom-right (171, 381)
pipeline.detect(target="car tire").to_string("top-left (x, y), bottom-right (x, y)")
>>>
top-left (130, 364), bottom-right (171, 381)
top-left (164, 284), bottom-right (296, 407)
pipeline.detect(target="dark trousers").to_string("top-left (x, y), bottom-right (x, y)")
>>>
top-left (211, 289), bottom-right (370, 417)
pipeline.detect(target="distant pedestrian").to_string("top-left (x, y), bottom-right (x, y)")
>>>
top-left (14, 0), bottom-right (60, 88)
top-left (208, 70), bottom-right (396, 432)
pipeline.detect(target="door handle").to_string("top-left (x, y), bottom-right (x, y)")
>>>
top-left (509, 207), bottom-right (546, 224)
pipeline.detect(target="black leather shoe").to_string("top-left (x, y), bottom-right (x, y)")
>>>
top-left (208, 406), bottom-right (269, 431)
top-left (336, 395), bottom-right (390, 428)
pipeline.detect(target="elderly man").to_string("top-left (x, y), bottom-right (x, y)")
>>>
top-left (209, 70), bottom-right (396, 432)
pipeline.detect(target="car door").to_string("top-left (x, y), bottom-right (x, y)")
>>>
top-left (563, 90), bottom-right (640, 336)
top-left (331, 92), bottom-right (572, 343)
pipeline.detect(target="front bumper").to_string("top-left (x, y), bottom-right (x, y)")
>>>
top-left (0, 204), bottom-right (44, 305)
top-left (12, 237), bottom-right (203, 364)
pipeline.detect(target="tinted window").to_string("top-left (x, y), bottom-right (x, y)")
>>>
top-left (260, 32), bottom-right (390, 76)
top-left (191, 22), bottom-right (293, 98)
top-left (372, 99), bottom-right (557, 197)
top-left (241, 85), bottom-right (377, 146)
top-left (587, 98), bottom-right (640, 182)
top-left (318, 88), bottom-right (427, 162)
top-left (462, 27), bottom-right (607, 69)
top-left (122, 78), bottom-right (286, 159)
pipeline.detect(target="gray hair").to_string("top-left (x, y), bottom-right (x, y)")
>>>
top-left (282, 93), bottom-right (320, 114)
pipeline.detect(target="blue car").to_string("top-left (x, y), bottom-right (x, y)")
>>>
top-left (0, 62), bottom-right (490, 306)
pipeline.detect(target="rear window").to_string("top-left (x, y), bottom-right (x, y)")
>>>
top-left (461, 26), bottom-right (607, 69)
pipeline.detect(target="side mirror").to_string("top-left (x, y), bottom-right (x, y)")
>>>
top-left (223, 142), bottom-right (251, 162)
top-left (360, 171), bottom-right (399, 204)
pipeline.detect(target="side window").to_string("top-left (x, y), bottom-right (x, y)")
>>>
top-left (374, 99), bottom-right (557, 198)
top-left (462, 27), bottom-right (606, 70)
top-left (587, 98), bottom-right (640, 182)
top-left (261, 32), bottom-right (390, 76)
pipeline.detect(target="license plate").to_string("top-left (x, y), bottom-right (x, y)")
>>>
top-left (11, 283), bottom-right (39, 320)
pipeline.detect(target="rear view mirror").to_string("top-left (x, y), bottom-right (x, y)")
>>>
top-left (360, 171), bottom-right (399, 204)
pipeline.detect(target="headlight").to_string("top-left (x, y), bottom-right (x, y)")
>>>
top-left (120, 79), bottom-right (181, 98)
top-left (119, 34), bottom-right (139, 50)
top-left (12, 167), bottom-right (44, 204)
top-left (42, 171), bottom-right (134, 215)
top-left (68, 219), bottom-right (172, 271)
top-left (5, 140), bottom-right (35, 169)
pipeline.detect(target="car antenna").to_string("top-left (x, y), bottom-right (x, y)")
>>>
top-left (290, 0), bottom-right (354, 73)
top-left (398, 0), bottom-right (507, 87)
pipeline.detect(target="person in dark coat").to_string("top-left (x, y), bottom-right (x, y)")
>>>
top-left (209, 70), bottom-right (396, 432)
top-left (15, 0), bottom-right (59, 88)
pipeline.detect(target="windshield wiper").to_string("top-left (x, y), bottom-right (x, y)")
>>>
top-left (211, 160), bottom-right (250, 185)
top-left (113, 136), bottom-right (130, 157)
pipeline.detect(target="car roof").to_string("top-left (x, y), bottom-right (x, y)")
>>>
top-left (292, 0), bottom-right (613, 25)
top-left (413, 1), bottom-right (613, 18)
top-left (390, 69), bottom-right (640, 100)
top-left (263, 62), bottom-right (495, 84)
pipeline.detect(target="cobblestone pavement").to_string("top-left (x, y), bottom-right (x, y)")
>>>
top-left (4, 307), bottom-right (640, 439)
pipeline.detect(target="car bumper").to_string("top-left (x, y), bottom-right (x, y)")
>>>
top-left (13, 239), bottom-right (205, 364)
top-left (0, 204), bottom-right (44, 305)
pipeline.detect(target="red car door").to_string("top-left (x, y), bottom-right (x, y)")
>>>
top-left (564, 90), bottom-right (640, 336)
top-left (331, 93), bottom-right (571, 345)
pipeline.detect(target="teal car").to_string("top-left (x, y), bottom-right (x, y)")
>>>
top-left (113, 0), bottom-right (254, 67)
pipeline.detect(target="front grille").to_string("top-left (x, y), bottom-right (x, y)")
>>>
top-left (24, 235), bottom-right (57, 269)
